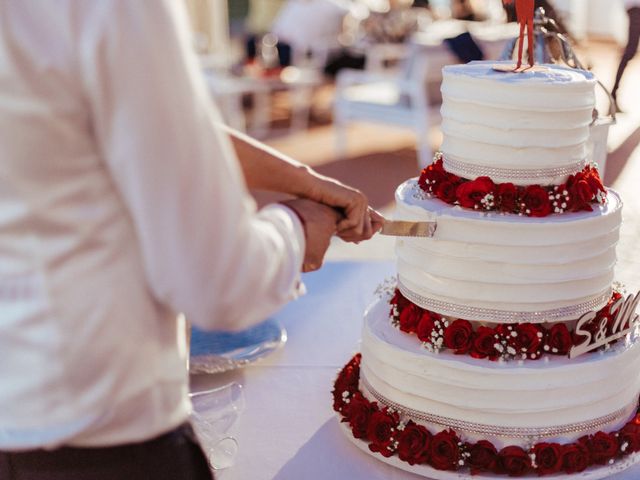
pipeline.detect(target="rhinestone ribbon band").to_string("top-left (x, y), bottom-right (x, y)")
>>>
top-left (443, 154), bottom-right (588, 181)
top-left (360, 376), bottom-right (633, 439)
top-left (397, 279), bottom-right (612, 324)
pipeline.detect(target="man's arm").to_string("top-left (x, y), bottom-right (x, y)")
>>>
top-left (79, 0), bottom-right (337, 331)
top-left (223, 125), bottom-right (383, 242)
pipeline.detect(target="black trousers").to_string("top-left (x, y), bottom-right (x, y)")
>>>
top-left (0, 423), bottom-right (214, 480)
top-left (613, 7), bottom-right (640, 99)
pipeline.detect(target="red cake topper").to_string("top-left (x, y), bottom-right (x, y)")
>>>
top-left (501, 0), bottom-right (535, 71)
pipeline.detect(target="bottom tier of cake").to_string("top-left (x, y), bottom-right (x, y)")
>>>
top-left (337, 420), bottom-right (640, 480)
top-left (333, 354), bottom-right (640, 478)
top-left (332, 293), bottom-right (640, 478)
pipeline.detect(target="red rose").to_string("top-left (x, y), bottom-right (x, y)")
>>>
top-left (419, 159), bottom-right (447, 192)
top-left (620, 423), bottom-right (640, 454)
top-left (429, 430), bottom-right (461, 471)
top-left (467, 440), bottom-right (498, 474)
top-left (561, 443), bottom-right (590, 474)
top-left (390, 289), bottom-right (411, 313)
top-left (471, 326), bottom-right (498, 360)
top-left (589, 432), bottom-right (619, 465)
top-left (397, 421), bottom-right (432, 465)
top-left (533, 443), bottom-right (563, 475)
top-left (333, 355), bottom-right (361, 411)
top-left (576, 435), bottom-right (592, 453)
top-left (416, 311), bottom-right (437, 343)
top-left (567, 171), bottom-right (595, 212)
top-left (448, 171), bottom-right (461, 183)
top-left (514, 323), bottom-right (543, 357)
top-left (585, 167), bottom-right (605, 196)
top-left (456, 176), bottom-right (495, 210)
top-left (436, 181), bottom-right (459, 204)
top-left (399, 304), bottom-right (422, 333)
top-left (367, 409), bottom-right (400, 457)
top-left (443, 319), bottom-right (474, 354)
top-left (333, 366), bottom-right (359, 411)
top-left (496, 182), bottom-right (518, 213)
top-left (546, 323), bottom-right (573, 355)
top-left (522, 185), bottom-right (552, 217)
top-left (498, 446), bottom-right (532, 477)
top-left (575, 179), bottom-right (594, 206)
top-left (346, 393), bottom-right (378, 440)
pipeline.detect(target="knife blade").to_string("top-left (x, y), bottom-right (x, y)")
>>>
top-left (380, 220), bottom-right (437, 238)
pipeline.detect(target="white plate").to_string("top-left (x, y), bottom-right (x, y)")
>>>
top-left (189, 318), bottom-right (287, 374)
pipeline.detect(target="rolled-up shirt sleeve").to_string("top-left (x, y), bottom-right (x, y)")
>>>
top-left (78, 0), bottom-right (305, 331)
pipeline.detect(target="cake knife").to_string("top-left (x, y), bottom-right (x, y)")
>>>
top-left (379, 219), bottom-right (437, 238)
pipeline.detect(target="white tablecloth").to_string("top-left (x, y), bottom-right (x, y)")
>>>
top-left (191, 260), bottom-right (640, 480)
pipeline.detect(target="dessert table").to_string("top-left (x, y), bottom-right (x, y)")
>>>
top-left (190, 260), bottom-right (640, 480)
top-left (203, 67), bottom-right (323, 139)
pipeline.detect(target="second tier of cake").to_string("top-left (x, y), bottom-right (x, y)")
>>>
top-left (394, 179), bottom-right (622, 322)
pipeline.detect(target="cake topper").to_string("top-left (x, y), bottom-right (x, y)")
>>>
top-left (569, 291), bottom-right (640, 358)
top-left (498, 0), bottom-right (535, 72)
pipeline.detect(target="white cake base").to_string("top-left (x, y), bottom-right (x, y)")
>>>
top-left (339, 421), bottom-right (640, 480)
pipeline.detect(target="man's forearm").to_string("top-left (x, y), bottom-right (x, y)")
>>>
top-left (218, 124), bottom-right (380, 240)
top-left (220, 124), bottom-right (314, 196)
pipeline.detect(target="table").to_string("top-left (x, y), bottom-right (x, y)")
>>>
top-left (190, 260), bottom-right (640, 480)
top-left (204, 67), bottom-right (323, 138)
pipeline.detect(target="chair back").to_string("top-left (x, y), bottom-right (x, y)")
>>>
top-left (399, 41), bottom-right (432, 89)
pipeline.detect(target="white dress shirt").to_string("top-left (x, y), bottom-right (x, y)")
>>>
top-left (0, 0), bottom-right (304, 450)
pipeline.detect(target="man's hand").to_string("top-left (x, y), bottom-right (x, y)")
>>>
top-left (224, 126), bottom-right (382, 243)
top-left (338, 208), bottom-right (385, 243)
top-left (281, 198), bottom-right (341, 272)
top-left (304, 173), bottom-right (383, 243)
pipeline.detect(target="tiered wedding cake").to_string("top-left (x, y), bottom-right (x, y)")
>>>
top-left (333, 61), bottom-right (640, 479)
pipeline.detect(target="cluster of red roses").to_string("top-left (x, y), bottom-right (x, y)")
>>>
top-left (333, 354), bottom-right (640, 477)
top-left (417, 158), bottom-right (606, 217)
top-left (390, 289), bottom-right (622, 361)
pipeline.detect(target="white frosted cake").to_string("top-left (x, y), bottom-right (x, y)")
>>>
top-left (440, 62), bottom-right (595, 186)
top-left (333, 61), bottom-right (640, 479)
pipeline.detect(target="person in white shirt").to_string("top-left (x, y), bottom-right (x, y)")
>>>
top-left (612, 0), bottom-right (640, 108)
top-left (270, 0), bottom-right (350, 64)
top-left (0, 1), bottom-right (382, 479)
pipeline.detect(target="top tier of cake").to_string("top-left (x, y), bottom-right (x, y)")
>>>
top-left (440, 61), bottom-right (596, 186)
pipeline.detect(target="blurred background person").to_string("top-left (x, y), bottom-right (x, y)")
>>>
top-left (245, 0), bottom-right (349, 68)
top-left (612, 0), bottom-right (640, 110)
top-left (451, 0), bottom-right (487, 21)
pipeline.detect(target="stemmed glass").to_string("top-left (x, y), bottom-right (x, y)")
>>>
top-left (189, 382), bottom-right (246, 471)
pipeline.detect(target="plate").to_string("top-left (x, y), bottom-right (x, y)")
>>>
top-left (189, 318), bottom-right (287, 374)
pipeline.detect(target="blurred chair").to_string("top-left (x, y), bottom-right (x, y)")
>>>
top-left (334, 41), bottom-right (434, 168)
top-left (186, 0), bottom-right (233, 69)
top-left (204, 72), bottom-right (272, 136)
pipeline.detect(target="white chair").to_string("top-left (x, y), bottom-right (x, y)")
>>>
top-left (334, 42), bottom-right (434, 168)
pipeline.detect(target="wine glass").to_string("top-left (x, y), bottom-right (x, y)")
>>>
top-left (189, 382), bottom-right (246, 471)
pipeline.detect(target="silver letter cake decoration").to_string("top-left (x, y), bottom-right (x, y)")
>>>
top-left (569, 291), bottom-right (640, 359)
